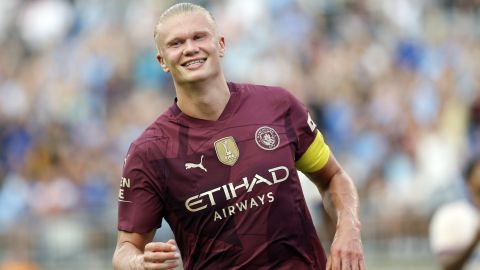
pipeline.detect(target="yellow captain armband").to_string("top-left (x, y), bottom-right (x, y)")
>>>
top-left (295, 131), bottom-right (331, 173)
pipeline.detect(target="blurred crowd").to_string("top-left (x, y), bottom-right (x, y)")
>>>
top-left (0, 0), bottom-right (479, 269)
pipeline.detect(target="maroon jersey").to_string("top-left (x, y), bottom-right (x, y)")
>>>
top-left (118, 82), bottom-right (327, 269)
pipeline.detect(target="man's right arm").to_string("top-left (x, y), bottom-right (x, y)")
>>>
top-left (112, 230), bottom-right (180, 270)
top-left (113, 230), bottom-right (154, 269)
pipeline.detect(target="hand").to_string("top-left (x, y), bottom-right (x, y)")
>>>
top-left (142, 239), bottom-right (180, 270)
top-left (326, 225), bottom-right (365, 270)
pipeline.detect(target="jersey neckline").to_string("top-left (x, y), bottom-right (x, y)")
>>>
top-left (168, 82), bottom-right (240, 128)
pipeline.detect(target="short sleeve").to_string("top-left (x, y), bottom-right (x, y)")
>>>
top-left (285, 91), bottom-right (322, 160)
top-left (429, 201), bottom-right (480, 255)
top-left (117, 143), bottom-right (165, 233)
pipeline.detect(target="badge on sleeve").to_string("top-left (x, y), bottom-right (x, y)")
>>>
top-left (307, 112), bottom-right (317, 132)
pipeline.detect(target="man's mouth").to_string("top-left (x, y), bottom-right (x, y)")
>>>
top-left (182, 58), bottom-right (207, 67)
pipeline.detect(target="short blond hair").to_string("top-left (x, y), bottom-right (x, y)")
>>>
top-left (153, 3), bottom-right (216, 51)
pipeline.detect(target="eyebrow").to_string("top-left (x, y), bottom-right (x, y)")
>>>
top-left (165, 30), bottom-right (211, 45)
top-left (166, 38), bottom-right (182, 46)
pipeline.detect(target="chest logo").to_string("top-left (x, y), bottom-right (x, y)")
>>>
top-left (185, 155), bottom-right (207, 172)
top-left (255, 126), bottom-right (280, 150)
top-left (214, 136), bottom-right (239, 166)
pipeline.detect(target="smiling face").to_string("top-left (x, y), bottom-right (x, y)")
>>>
top-left (155, 11), bottom-right (225, 85)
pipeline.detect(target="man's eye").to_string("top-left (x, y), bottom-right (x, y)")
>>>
top-left (170, 41), bottom-right (182, 47)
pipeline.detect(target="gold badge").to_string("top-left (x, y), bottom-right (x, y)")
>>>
top-left (214, 136), bottom-right (239, 166)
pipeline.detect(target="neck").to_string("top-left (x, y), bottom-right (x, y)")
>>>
top-left (175, 76), bottom-right (230, 121)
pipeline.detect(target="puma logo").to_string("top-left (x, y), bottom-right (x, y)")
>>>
top-left (185, 155), bottom-right (207, 172)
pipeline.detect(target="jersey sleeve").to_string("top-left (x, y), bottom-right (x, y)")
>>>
top-left (284, 91), bottom-right (331, 173)
top-left (117, 142), bottom-right (165, 233)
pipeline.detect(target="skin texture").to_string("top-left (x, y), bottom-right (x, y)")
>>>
top-left (113, 7), bottom-right (365, 270)
top-left (307, 154), bottom-right (365, 270)
top-left (113, 230), bottom-right (180, 270)
top-left (155, 11), bottom-right (229, 122)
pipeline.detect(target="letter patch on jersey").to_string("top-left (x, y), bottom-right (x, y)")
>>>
top-left (255, 126), bottom-right (280, 150)
top-left (307, 112), bottom-right (317, 132)
top-left (214, 136), bottom-right (239, 166)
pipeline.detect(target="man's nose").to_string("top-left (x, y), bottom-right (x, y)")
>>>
top-left (183, 39), bottom-right (199, 55)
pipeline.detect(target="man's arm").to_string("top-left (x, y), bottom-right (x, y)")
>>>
top-left (306, 154), bottom-right (365, 270)
top-left (113, 230), bottom-right (180, 270)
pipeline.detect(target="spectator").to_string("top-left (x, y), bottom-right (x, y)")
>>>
top-left (429, 157), bottom-right (480, 270)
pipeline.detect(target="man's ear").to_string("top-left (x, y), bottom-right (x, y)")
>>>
top-left (218, 36), bottom-right (225, 58)
top-left (156, 53), bottom-right (170, 72)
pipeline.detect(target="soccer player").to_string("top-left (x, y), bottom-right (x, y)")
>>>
top-left (430, 157), bottom-right (480, 270)
top-left (112, 3), bottom-right (364, 270)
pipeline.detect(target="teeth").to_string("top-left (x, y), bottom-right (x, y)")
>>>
top-left (185, 59), bottom-right (204, 66)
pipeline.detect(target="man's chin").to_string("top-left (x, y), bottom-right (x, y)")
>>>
top-left (177, 74), bottom-right (211, 84)
top-left (182, 69), bottom-right (219, 81)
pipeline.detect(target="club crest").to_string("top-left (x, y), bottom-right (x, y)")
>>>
top-left (255, 126), bottom-right (280, 150)
top-left (214, 136), bottom-right (239, 166)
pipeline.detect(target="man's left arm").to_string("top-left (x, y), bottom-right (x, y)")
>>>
top-left (306, 154), bottom-right (365, 270)
top-left (284, 89), bottom-right (364, 269)
top-left (296, 130), bottom-right (365, 270)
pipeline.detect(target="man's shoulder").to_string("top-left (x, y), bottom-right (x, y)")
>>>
top-left (230, 82), bottom-right (292, 104)
top-left (232, 82), bottom-right (289, 95)
top-left (128, 113), bottom-right (175, 156)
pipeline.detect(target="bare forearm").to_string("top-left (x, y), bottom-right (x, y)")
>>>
top-left (305, 154), bottom-right (365, 269)
top-left (321, 171), bottom-right (361, 230)
top-left (304, 154), bottom-right (361, 230)
top-left (113, 241), bottom-right (144, 270)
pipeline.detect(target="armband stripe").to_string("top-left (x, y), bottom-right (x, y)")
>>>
top-left (295, 131), bottom-right (331, 173)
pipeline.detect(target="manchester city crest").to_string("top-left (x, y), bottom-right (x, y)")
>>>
top-left (255, 126), bottom-right (280, 150)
